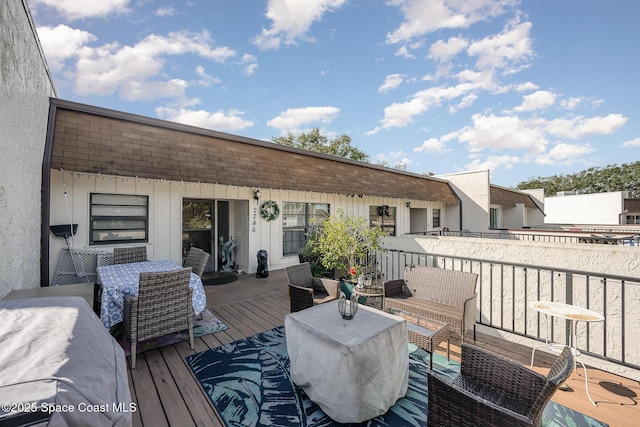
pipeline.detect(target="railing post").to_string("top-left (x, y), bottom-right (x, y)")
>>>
top-left (566, 272), bottom-right (573, 346)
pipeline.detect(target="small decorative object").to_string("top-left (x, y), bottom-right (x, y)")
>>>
top-left (338, 293), bottom-right (358, 320)
top-left (260, 200), bottom-right (280, 221)
top-left (377, 205), bottom-right (390, 217)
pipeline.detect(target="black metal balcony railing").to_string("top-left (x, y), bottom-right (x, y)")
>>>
top-left (375, 249), bottom-right (640, 371)
top-left (406, 230), bottom-right (640, 245)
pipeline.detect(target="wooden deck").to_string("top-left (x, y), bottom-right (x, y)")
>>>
top-left (127, 269), bottom-right (639, 427)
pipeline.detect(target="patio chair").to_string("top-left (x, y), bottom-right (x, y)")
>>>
top-left (427, 343), bottom-right (573, 427)
top-left (286, 262), bottom-right (339, 312)
top-left (113, 246), bottom-right (147, 264)
top-left (184, 247), bottom-right (210, 277)
top-left (123, 267), bottom-right (194, 368)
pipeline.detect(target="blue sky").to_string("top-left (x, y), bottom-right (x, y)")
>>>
top-left (30, 0), bottom-right (640, 187)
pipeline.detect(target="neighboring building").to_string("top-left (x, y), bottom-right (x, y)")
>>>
top-left (544, 191), bottom-right (640, 225)
top-left (0, 0), bottom-right (57, 298)
top-left (437, 171), bottom-right (545, 231)
top-left (490, 185), bottom-right (545, 229)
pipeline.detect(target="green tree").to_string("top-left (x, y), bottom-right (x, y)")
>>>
top-left (309, 208), bottom-right (386, 279)
top-left (516, 161), bottom-right (640, 197)
top-left (374, 160), bottom-right (409, 170)
top-left (272, 128), bottom-right (369, 161)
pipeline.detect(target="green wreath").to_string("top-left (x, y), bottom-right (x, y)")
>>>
top-left (260, 200), bottom-right (280, 221)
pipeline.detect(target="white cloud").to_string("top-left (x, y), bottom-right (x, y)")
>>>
top-left (464, 154), bottom-right (521, 172)
top-left (367, 82), bottom-right (479, 134)
top-left (559, 96), bottom-right (583, 110)
top-left (467, 20), bottom-right (534, 73)
top-left (378, 74), bottom-right (406, 93)
top-left (544, 114), bottom-right (627, 139)
top-left (386, 0), bottom-right (514, 44)
top-left (36, 25), bottom-right (96, 71)
top-left (193, 66), bottom-right (221, 87)
top-left (458, 113), bottom-right (548, 154)
top-left (253, 0), bottom-right (347, 50)
top-left (267, 106), bottom-right (340, 131)
top-left (39, 28), bottom-right (238, 100)
top-left (513, 90), bottom-right (556, 112)
top-left (621, 137), bottom-right (640, 148)
top-left (156, 106), bottom-right (254, 132)
top-left (515, 82), bottom-right (539, 91)
top-left (239, 54), bottom-right (258, 76)
top-left (155, 7), bottom-right (177, 17)
top-left (415, 137), bottom-right (446, 153)
top-left (535, 143), bottom-right (594, 165)
top-left (429, 36), bottom-right (469, 62)
top-left (31, 0), bottom-right (130, 20)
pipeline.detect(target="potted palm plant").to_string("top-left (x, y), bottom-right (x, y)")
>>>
top-left (309, 208), bottom-right (387, 282)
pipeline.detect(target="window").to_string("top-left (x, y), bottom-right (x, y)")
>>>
top-left (490, 207), bottom-right (498, 229)
top-left (90, 193), bottom-right (149, 245)
top-left (370, 205), bottom-right (396, 236)
top-left (433, 208), bottom-right (441, 228)
top-left (282, 202), bottom-right (330, 256)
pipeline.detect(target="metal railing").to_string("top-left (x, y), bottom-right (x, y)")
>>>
top-left (374, 248), bottom-right (640, 371)
top-left (405, 230), bottom-right (640, 245)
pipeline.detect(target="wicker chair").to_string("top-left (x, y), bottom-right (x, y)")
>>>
top-left (184, 247), bottom-right (210, 277)
top-left (113, 246), bottom-right (147, 264)
top-left (123, 267), bottom-right (194, 368)
top-left (428, 343), bottom-right (574, 427)
top-left (286, 262), bottom-right (340, 312)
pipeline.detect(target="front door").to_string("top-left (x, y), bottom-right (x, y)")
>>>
top-left (182, 199), bottom-right (214, 272)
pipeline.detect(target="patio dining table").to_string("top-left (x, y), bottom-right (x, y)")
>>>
top-left (97, 259), bottom-right (206, 329)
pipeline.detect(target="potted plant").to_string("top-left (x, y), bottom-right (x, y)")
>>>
top-left (309, 208), bottom-right (387, 282)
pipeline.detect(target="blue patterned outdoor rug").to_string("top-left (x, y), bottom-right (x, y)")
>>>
top-left (119, 308), bottom-right (227, 355)
top-left (186, 326), bottom-right (607, 427)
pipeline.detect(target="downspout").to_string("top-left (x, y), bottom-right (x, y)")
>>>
top-left (40, 100), bottom-right (57, 287)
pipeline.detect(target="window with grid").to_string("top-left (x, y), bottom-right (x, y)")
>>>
top-left (433, 208), bottom-right (441, 228)
top-left (90, 193), bottom-right (149, 245)
top-left (369, 205), bottom-right (396, 236)
top-left (282, 202), bottom-right (330, 256)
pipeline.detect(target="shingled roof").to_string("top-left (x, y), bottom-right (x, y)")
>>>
top-left (490, 185), bottom-right (541, 210)
top-left (47, 98), bottom-right (460, 204)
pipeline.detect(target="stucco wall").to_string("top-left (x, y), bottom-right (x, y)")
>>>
top-left (545, 192), bottom-right (625, 225)
top-left (437, 170), bottom-right (490, 231)
top-left (0, 0), bottom-right (56, 298)
top-left (390, 234), bottom-right (639, 277)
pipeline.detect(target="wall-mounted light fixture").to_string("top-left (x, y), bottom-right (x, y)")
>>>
top-left (406, 201), bottom-right (411, 208)
top-left (254, 189), bottom-right (261, 202)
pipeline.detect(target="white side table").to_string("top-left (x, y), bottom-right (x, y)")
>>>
top-left (529, 300), bottom-right (605, 406)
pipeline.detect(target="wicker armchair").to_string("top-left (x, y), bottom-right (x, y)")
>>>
top-left (428, 343), bottom-right (574, 427)
top-left (113, 246), bottom-right (147, 264)
top-left (184, 247), bottom-right (210, 277)
top-left (286, 262), bottom-right (339, 312)
top-left (123, 267), bottom-right (194, 368)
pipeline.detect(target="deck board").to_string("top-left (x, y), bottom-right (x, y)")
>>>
top-left (125, 268), bottom-right (639, 426)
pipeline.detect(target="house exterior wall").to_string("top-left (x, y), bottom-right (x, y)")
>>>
top-left (544, 192), bottom-right (626, 225)
top-left (502, 204), bottom-right (525, 229)
top-left (521, 188), bottom-right (545, 226)
top-left (0, 0), bottom-right (56, 298)
top-left (49, 170), bottom-right (447, 282)
top-left (437, 170), bottom-right (491, 231)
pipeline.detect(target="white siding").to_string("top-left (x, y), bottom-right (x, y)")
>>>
top-left (49, 170), bottom-right (439, 282)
